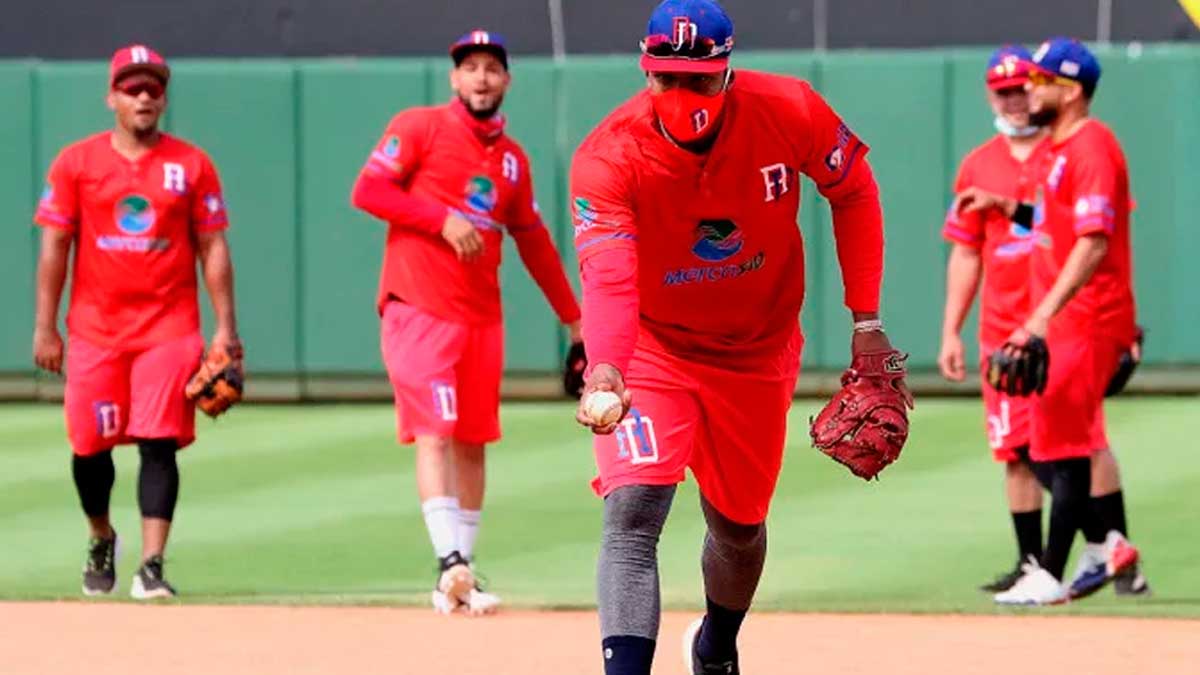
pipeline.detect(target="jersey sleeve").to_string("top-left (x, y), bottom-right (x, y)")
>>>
top-left (796, 86), bottom-right (884, 314)
top-left (351, 111), bottom-right (447, 233)
top-left (943, 158), bottom-right (985, 247)
top-left (191, 152), bottom-right (229, 233)
top-left (34, 149), bottom-right (80, 232)
top-left (507, 155), bottom-right (582, 324)
top-left (571, 150), bottom-right (639, 375)
top-left (1067, 152), bottom-right (1119, 237)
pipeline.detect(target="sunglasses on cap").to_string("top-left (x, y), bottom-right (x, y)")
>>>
top-left (640, 33), bottom-right (732, 60)
top-left (115, 80), bottom-right (165, 99)
top-left (1027, 69), bottom-right (1078, 88)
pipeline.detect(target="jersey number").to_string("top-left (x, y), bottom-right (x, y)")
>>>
top-left (93, 401), bottom-right (121, 439)
top-left (987, 399), bottom-right (1011, 449)
top-left (615, 411), bottom-right (659, 465)
top-left (430, 382), bottom-right (458, 422)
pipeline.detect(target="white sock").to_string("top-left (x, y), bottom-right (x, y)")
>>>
top-left (459, 509), bottom-right (481, 562)
top-left (421, 496), bottom-right (461, 560)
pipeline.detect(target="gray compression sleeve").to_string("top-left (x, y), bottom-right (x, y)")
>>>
top-left (597, 484), bottom-right (677, 639)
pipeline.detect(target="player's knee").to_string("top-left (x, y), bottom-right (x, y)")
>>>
top-left (72, 450), bottom-right (116, 517)
top-left (137, 439), bottom-right (180, 520)
top-left (602, 485), bottom-right (675, 541)
top-left (701, 498), bottom-right (765, 550)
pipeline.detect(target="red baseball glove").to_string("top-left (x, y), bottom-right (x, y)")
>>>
top-left (810, 350), bottom-right (913, 481)
top-left (185, 343), bottom-right (244, 418)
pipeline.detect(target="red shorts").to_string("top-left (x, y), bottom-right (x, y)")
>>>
top-left (380, 300), bottom-right (503, 445)
top-left (1030, 334), bottom-right (1122, 462)
top-left (591, 338), bottom-right (801, 525)
top-left (980, 361), bottom-right (1032, 462)
top-left (64, 332), bottom-right (205, 457)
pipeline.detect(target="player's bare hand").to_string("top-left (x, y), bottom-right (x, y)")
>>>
top-left (938, 332), bottom-right (967, 382)
top-left (33, 325), bottom-right (64, 374)
top-left (576, 363), bottom-right (632, 434)
top-left (953, 186), bottom-right (1015, 218)
top-left (851, 329), bottom-right (914, 408)
top-left (442, 211), bottom-right (484, 261)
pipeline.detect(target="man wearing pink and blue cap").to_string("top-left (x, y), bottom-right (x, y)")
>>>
top-left (956, 38), bottom-right (1146, 605)
top-left (571, 1), bottom-right (907, 672)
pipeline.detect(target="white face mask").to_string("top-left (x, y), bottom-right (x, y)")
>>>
top-left (994, 115), bottom-right (1040, 138)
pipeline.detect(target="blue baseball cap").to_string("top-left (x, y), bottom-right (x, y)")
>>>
top-left (639, 0), bottom-right (735, 74)
top-left (1031, 37), bottom-right (1101, 93)
top-left (450, 29), bottom-right (508, 70)
top-left (985, 44), bottom-right (1032, 90)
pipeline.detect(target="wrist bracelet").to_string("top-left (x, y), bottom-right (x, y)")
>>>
top-left (853, 319), bottom-right (884, 333)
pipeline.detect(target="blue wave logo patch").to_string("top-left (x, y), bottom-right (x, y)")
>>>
top-left (691, 220), bottom-right (744, 262)
top-left (113, 194), bottom-right (155, 235)
top-left (465, 175), bottom-right (497, 213)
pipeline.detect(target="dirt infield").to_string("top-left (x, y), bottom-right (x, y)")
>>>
top-left (4, 602), bottom-right (1196, 674)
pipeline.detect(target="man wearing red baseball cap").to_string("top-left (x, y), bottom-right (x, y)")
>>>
top-left (33, 44), bottom-right (240, 600)
top-left (571, 1), bottom-right (908, 673)
top-left (351, 30), bottom-right (583, 616)
top-left (938, 45), bottom-right (1049, 594)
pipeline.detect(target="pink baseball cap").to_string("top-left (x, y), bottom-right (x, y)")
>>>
top-left (109, 44), bottom-right (170, 88)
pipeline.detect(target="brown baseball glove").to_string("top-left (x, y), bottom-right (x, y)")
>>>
top-left (810, 350), bottom-right (913, 481)
top-left (185, 343), bottom-right (244, 418)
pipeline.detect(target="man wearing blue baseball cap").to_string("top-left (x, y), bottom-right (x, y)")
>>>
top-left (938, 45), bottom-right (1049, 595)
top-left (351, 30), bottom-right (584, 616)
top-left (955, 37), bottom-right (1146, 605)
top-left (571, 1), bottom-right (909, 673)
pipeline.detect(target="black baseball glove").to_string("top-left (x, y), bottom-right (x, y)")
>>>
top-left (1105, 326), bottom-right (1144, 397)
top-left (563, 341), bottom-right (587, 399)
top-left (986, 336), bottom-right (1050, 397)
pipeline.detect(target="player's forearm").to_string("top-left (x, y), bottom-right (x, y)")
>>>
top-left (942, 244), bottom-right (982, 337)
top-left (580, 248), bottom-right (639, 376)
top-left (351, 172), bottom-right (446, 234)
top-left (514, 225), bottom-right (582, 324)
top-left (197, 233), bottom-right (238, 336)
top-left (1028, 234), bottom-right (1108, 329)
top-left (34, 229), bottom-right (71, 331)
top-left (829, 171), bottom-right (884, 313)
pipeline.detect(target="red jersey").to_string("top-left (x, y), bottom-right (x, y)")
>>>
top-left (943, 134), bottom-right (1039, 353)
top-left (1029, 120), bottom-right (1136, 342)
top-left (351, 99), bottom-right (580, 326)
top-left (34, 132), bottom-right (228, 350)
top-left (572, 70), bottom-right (884, 375)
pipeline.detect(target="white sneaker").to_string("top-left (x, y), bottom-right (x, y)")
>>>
top-left (431, 589), bottom-right (460, 615)
top-left (431, 553), bottom-right (475, 615)
top-left (1067, 543), bottom-right (1108, 599)
top-left (994, 557), bottom-right (1068, 606)
top-left (465, 587), bottom-right (502, 616)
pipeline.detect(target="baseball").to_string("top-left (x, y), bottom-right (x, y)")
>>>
top-left (583, 390), bottom-right (623, 427)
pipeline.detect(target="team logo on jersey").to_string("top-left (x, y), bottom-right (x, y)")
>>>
top-left (614, 409), bottom-right (659, 465)
top-left (162, 162), bottom-right (187, 194)
top-left (502, 151), bottom-right (519, 183)
top-left (40, 184), bottom-right (54, 203)
top-left (465, 175), bottom-right (498, 213)
top-left (691, 220), bottom-right (744, 262)
top-left (382, 135), bottom-right (401, 159)
top-left (824, 123), bottom-right (854, 173)
top-left (114, 194), bottom-right (156, 235)
top-left (760, 163), bottom-right (794, 202)
top-left (204, 193), bottom-right (224, 215)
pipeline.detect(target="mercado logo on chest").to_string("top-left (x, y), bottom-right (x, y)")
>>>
top-left (460, 174), bottom-right (504, 233)
top-left (663, 219), bottom-right (765, 286)
top-left (100, 194), bottom-right (170, 252)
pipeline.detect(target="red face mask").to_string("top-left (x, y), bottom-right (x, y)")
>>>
top-left (650, 80), bottom-right (728, 144)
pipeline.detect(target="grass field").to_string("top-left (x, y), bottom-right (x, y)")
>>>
top-left (1, 398), bottom-right (1197, 617)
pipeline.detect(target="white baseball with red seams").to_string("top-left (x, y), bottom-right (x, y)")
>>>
top-left (584, 390), bottom-right (623, 427)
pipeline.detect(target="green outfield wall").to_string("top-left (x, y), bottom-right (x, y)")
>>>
top-left (2, 45), bottom-right (1198, 388)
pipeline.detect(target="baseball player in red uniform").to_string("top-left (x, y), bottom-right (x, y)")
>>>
top-left (939, 45), bottom-right (1049, 593)
top-left (956, 38), bottom-right (1145, 605)
top-left (572, 2), bottom-right (908, 672)
top-left (33, 45), bottom-right (239, 599)
top-left (351, 30), bottom-right (583, 616)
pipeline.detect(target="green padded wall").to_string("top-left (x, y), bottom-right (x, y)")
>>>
top-left (0, 64), bottom-right (35, 370)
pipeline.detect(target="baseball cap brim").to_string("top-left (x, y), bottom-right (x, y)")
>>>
top-left (639, 53), bottom-right (729, 74)
top-left (987, 75), bottom-right (1028, 91)
top-left (450, 43), bottom-right (508, 69)
top-left (111, 63), bottom-right (170, 87)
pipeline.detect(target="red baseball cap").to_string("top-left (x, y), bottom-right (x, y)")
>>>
top-left (109, 44), bottom-right (170, 88)
top-left (985, 45), bottom-right (1032, 90)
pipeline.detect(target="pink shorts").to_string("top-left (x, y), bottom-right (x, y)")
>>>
top-left (1030, 334), bottom-right (1121, 462)
top-left (591, 337), bottom-right (801, 525)
top-left (64, 332), bottom-right (205, 457)
top-left (980, 361), bottom-right (1032, 462)
top-left (380, 300), bottom-right (503, 445)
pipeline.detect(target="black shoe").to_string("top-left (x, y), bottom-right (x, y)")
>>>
top-left (1114, 563), bottom-right (1151, 597)
top-left (82, 533), bottom-right (118, 596)
top-left (685, 618), bottom-right (740, 675)
top-left (979, 563), bottom-right (1024, 593)
top-left (131, 555), bottom-right (177, 599)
